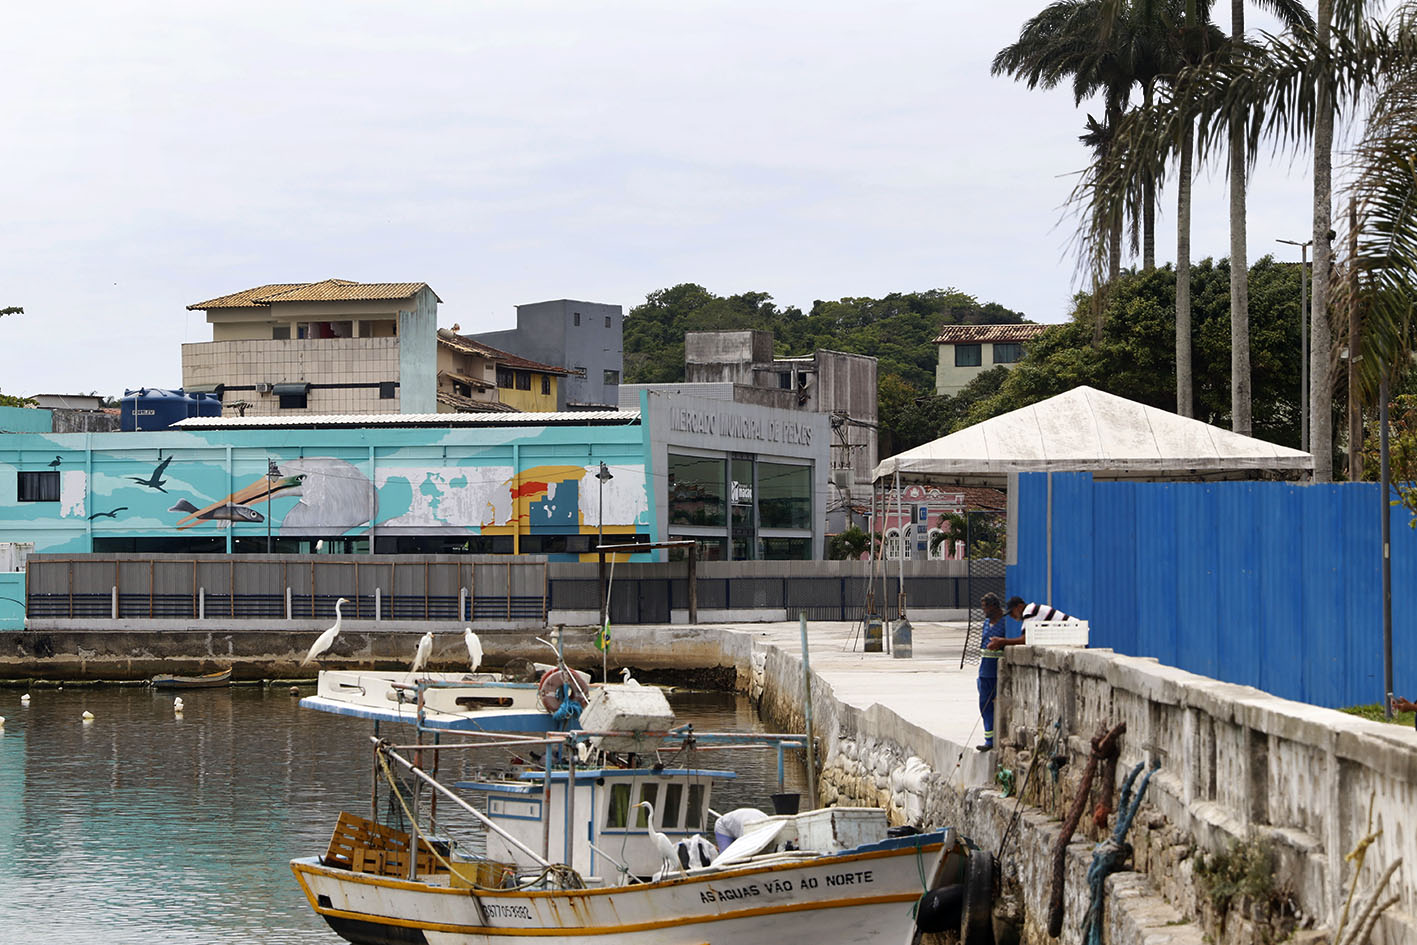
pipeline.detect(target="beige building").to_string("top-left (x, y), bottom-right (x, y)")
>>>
top-left (933, 323), bottom-right (1048, 396)
top-left (184, 279), bottom-right (441, 416)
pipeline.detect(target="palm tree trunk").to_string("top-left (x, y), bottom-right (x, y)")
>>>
top-left (1177, 121), bottom-right (1195, 418)
top-left (1229, 0), bottom-right (1251, 436)
top-left (1311, 0), bottom-right (1334, 480)
top-left (1143, 83), bottom-right (1156, 272)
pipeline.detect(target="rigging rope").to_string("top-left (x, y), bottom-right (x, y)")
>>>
top-left (1079, 759), bottom-right (1161, 945)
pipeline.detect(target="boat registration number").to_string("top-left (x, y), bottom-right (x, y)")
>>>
top-left (485, 903), bottom-right (534, 921)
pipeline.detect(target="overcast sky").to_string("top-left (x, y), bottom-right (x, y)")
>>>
top-left (1, 1), bottom-right (1324, 397)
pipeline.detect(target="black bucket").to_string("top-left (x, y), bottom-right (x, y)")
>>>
top-left (770, 792), bottom-right (801, 815)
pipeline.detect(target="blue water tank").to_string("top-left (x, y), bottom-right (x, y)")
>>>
top-left (122, 388), bottom-right (221, 431)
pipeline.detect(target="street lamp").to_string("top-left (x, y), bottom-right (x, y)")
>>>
top-left (596, 462), bottom-right (615, 636)
top-left (266, 459), bottom-right (279, 553)
top-left (1278, 238), bottom-right (1313, 452)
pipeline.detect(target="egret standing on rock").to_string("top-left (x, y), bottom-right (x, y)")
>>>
top-left (635, 801), bottom-right (682, 876)
top-left (409, 631), bottom-right (434, 679)
top-left (302, 597), bottom-right (349, 665)
top-left (464, 627), bottom-right (483, 673)
top-left (620, 667), bottom-right (641, 687)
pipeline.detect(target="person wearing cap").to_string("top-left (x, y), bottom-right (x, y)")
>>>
top-left (977, 592), bottom-right (1025, 752)
top-left (1004, 596), bottom-right (1071, 625)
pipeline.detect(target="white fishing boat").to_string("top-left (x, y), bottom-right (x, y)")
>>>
top-left (300, 664), bottom-right (594, 733)
top-left (290, 688), bottom-right (992, 945)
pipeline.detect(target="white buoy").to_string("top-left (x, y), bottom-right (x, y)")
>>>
top-left (20, 693), bottom-right (30, 705)
top-left (173, 697), bottom-right (184, 713)
top-left (81, 710), bottom-right (95, 723)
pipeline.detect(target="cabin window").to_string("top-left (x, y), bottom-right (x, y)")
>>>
top-left (954, 344), bottom-right (982, 367)
top-left (685, 784), bottom-right (706, 829)
top-left (606, 783), bottom-right (632, 828)
top-left (636, 784), bottom-right (659, 827)
top-left (18, 471), bottom-right (59, 502)
top-left (661, 783), bottom-right (684, 829)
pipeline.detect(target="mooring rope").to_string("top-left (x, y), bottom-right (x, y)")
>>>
top-left (1079, 759), bottom-right (1161, 945)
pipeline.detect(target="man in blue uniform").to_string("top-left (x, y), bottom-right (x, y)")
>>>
top-left (977, 592), bottom-right (1027, 752)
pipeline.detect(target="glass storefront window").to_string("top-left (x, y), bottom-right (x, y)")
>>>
top-left (758, 462), bottom-right (811, 529)
top-left (668, 455), bottom-right (725, 526)
top-left (668, 537), bottom-right (727, 561)
top-left (761, 537), bottom-right (812, 560)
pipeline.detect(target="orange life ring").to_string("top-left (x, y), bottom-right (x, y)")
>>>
top-left (537, 668), bottom-right (591, 713)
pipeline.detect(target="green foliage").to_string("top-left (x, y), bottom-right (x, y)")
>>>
top-left (966, 257), bottom-right (1305, 447)
top-left (1358, 393), bottom-right (1417, 524)
top-left (1, 306), bottom-right (29, 406)
top-left (827, 525), bottom-right (873, 560)
top-left (1341, 703), bottom-right (1417, 726)
top-left (0, 306), bottom-right (20, 317)
top-left (1195, 836), bottom-right (1279, 915)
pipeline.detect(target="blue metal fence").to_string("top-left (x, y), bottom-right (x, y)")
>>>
top-left (1007, 471), bottom-right (1415, 708)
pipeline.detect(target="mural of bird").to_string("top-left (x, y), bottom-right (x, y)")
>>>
top-left (128, 455), bottom-right (173, 492)
top-left (464, 628), bottom-right (483, 673)
top-left (302, 597), bottom-right (349, 665)
top-left (636, 802), bottom-right (683, 876)
top-left (179, 458), bottom-right (373, 533)
top-left (88, 507), bottom-right (128, 521)
top-left (47, 456), bottom-right (61, 468)
top-left (409, 631), bottom-right (434, 679)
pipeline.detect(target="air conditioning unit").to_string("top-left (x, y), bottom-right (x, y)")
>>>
top-left (255, 383), bottom-right (273, 394)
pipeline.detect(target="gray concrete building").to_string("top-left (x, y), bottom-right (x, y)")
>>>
top-left (471, 299), bottom-right (623, 411)
top-left (681, 331), bottom-right (877, 531)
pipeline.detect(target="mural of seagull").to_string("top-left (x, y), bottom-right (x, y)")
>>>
top-left (47, 456), bottom-right (61, 468)
top-left (128, 455), bottom-right (173, 492)
top-left (88, 507), bottom-right (128, 520)
top-left (175, 458), bottom-right (374, 533)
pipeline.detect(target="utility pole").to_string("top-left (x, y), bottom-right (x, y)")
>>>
top-left (1278, 238), bottom-right (1313, 453)
top-left (1348, 199), bottom-right (1362, 481)
top-left (266, 458), bottom-right (279, 552)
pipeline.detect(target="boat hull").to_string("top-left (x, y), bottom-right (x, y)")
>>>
top-left (292, 835), bottom-right (944, 945)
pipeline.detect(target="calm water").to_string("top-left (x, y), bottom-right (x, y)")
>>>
top-left (0, 685), bottom-right (804, 944)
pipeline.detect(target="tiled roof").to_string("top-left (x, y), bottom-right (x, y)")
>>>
top-left (188, 279), bottom-right (439, 310)
top-left (437, 329), bottom-right (570, 375)
top-left (932, 323), bottom-right (1049, 345)
top-left (437, 369), bottom-right (493, 391)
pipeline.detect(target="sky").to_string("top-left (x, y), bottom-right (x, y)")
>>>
top-left (0, 1), bottom-right (1327, 397)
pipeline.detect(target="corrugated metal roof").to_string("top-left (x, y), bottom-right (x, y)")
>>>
top-left (932, 323), bottom-right (1049, 345)
top-left (437, 330), bottom-right (570, 375)
top-left (173, 410), bottom-right (640, 430)
top-left (188, 279), bottom-right (439, 310)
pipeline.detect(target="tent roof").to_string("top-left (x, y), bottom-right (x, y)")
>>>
top-left (873, 386), bottom-right (1313, 486)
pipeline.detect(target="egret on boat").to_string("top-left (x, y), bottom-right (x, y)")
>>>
top-left (302, 597), bottom-right (349, 665)
top-left (81, 710), bottom-right (95, 723)
top-left (620, 667), bottom-right (641, 687)
top-left (20, 693), bottom-right (30, 705)
top-left (635, 801), bottom-right (682, 875)
top-left (409, 631), bottom-right (434, 679)
top-left (464, 628), bottom-right (483, 673)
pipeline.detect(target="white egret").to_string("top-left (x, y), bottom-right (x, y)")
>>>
top-left (0, 716), bottom-right (6, 728)
top-left (81, 710), bottom-right (95, 722)
top-left (464, 627), bottom-right (483, 673)
top-left (620, 667), bottom-right (641, 688)
top-left (301, 597), bottom-right (349, 665)
top-left (409, 631), bottom-right (434, 679)
top-left (19, 693), bottom-right (30, 705)
top-left (635, 801), bottom-right (681, 875)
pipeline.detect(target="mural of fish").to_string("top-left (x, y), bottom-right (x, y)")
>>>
top-left (168, 498), bottom-right (264, 525)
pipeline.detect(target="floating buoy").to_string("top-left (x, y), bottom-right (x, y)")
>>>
top-left (81, 710), bottom-right (95, 722)
top-left (20, 693), bottom-right (30, 705)
top-left (288, 686), bottom-right (300, 696)
top-left (173, 697), bottom-right (184, 712)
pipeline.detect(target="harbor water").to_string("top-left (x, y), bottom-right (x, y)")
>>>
top-left (0, 684), bottom-right (806, 944)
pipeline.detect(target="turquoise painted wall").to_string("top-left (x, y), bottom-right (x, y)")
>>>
top-left (0, 406), bottom-right (51, 434)
top-left (0, 422), bottom-right (655, 557)
top-left (0, 573), bottom-right (23, 629)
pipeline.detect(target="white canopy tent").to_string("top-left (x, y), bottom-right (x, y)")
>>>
top-left (872, 385), bottom-right (1313, 486)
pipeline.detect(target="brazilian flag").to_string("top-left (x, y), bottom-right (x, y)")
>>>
top-left (594, 617), bottom-right (610, 652)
